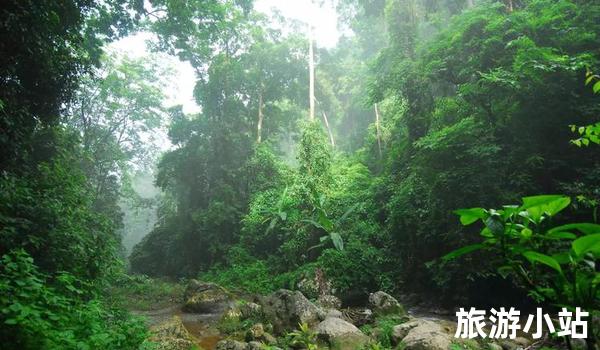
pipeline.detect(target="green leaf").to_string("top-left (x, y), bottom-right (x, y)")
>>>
top-left (585, 75), bottom-right (594, 85)
top-left (543, 231), bottom-right (577, 240)
top-left (480, 227), bottom-right (493, 237)
top-left (522, 195), bottom-right (570, 220)
top-left (522, 251), bottom-right (563, 274)
top-left (572, 234), bottom-right (600, 257)
top-left (594, 81), bottom-right (600, 94)
top-left (485, 216), bottom-right (504, 235)
top-left (548, 223), bottom-right (600, 235)
top-left (521, 227), bottom-right (532, 238)
top-left (442, 244), bottom-right (485, 261)
top-left (330, 232), bottom-right (343, 251)
top-left (317, 210), bottom-right (334, 232)
top-left (454, 208), bottom-right (486, 225)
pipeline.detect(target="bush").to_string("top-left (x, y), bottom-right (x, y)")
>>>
top-left (0, 250), bottom-right (148, 350)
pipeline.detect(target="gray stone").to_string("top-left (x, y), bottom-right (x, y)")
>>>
top-left (317, 294), bottom-right (342, 310)
top-left (400, 320), bottom-right (452, 350)
top-left (239, 302), bottom-right (262, 319)
top-left (488, 343), bottom-right (503, 350)
top-left (325, 309), bottom-right (343, 319)
top-left (316, 317), bottom-right (364, 339)
top-left (149, 316), bottom-right (196, 350)
top-left (368, 291), bottom-right (404, 316)
top-left (216, 340), bottom-right (248, 350)
top-left (183, 280), bottom-right (232, 313)
top-left (259, 289), bottom-right (322, 334)
top-left (246, 341), bottom-right (262, 350)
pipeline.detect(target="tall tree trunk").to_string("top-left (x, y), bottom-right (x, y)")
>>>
top-left (505, 0), bottom-right (513, 12)
top-left (257, 91), bottom-right (263, 143)
top-left (321, 111), bottom-right (335, 148)
top-left (308, 25), bottom-right (315, 121)
top-left (374, 103), bottom-right (382, 158)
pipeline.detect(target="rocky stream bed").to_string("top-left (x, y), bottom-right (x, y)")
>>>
top-left (135, 280), bottom-right (536, 350)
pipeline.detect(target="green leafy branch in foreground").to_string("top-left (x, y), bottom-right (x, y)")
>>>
top-left (444, 195), bottom-right (599, 346)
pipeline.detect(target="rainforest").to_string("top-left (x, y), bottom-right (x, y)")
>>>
top-left (1, 0), bottom-right (599, 349)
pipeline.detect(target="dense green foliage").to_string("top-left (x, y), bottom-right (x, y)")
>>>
top-left (132, 0), bottom-right (600, 309)
top-left (3, 0), bottom-right (600, 348)
top-left (0, 250), bottom-right (148, 349)
top-left (446, 195), bottom-right (600, 347)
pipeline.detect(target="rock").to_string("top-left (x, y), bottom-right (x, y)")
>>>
top-left (263, 332), bottom-right (277, 345)
top-left (245, 323), bottom-right (277, 345)
top-left (315, 317), bottom-right (369, 349)
top-left (149, 316), bottom-right (196, 350)
top-left (368, 291), bottom-right (404, 316)
top-left (399, 320), bottom-right (452, 350)
top-left (247, 323), bottom-right (265, 339)
top-left (317, 294), bottom-right (342, 310)
top-left (216, 340), bottom-right (248, 350)
top-left (488, 343), bottom-right (503, 350)
top-left (183, 280), bottom-right (232, 313)
top-left (329, 333), bottom-right (371, 350)
top-left (500, 337), bottom-right (531, 350)
top-left (392, 320), bottom-right (426, 344)
top-left (297, 268), bottom-right (333, 299)
top-left (343, 307), bottom-right (373, 326)
top-left (259, 289), bottom-right (322, 334)
top-left (246, 341), bottom-right (263, 350)
top-left (325, 309), bottom-right (343, 319)
top-left (239, 302), bottom-right (262, 319)
top-left (514, 337), bottom-right (531, 347)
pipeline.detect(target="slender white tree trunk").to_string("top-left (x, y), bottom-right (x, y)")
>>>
top-left (321, 111), bottom-right (335, 147)
top-left (374, 103), bottom-right (382, 158)
top-left (257, 91), bottom-right (263, 143)
top-left (308, 25), bottom-right (315, 121)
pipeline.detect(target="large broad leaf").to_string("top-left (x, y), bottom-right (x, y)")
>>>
top-left (302, 219), bottom-right (325, 230)
top-left (543, 231), bottom-right (577, 240)
top-left (442, 244), bottom-right (484, 261)
top-left (318, 210), bottom-right (334, 232)
top-left (572, 234), bottom-right (600, 257)
top-left (485, 216), bottom-right (505, 236)
top-left (330, 232), bottom-right (344, 251)
top-left (548, 223), bottom-right (600, 235)
top-left (454, 208), bottom-right (486, 225)
top-left (521, 195), bottom-right (570, 220)
top-left (523, 251), bottom-right (563, 274)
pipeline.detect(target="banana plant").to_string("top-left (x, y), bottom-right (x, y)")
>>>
top-left (261, 186), bottom-right (290, 235)
top-left (303, 193), bottom-right (359, 251)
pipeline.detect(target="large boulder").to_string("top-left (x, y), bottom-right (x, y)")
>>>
top-left (183, 280), bottom-right (232, 313)
top-left (368, 291), bottom-right (404, 316)
top-left (315, 317), bottom-right (369, 350)
top-left (215, 340), bottom-right (247, 350)
top-left (259, 289), bottom-right (322, 334)
top-left (392, 319), bottom-right (452, 350)
top-left (149, 316), bottom-right (197, 350)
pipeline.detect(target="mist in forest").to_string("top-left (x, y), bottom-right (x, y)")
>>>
top-left (1, 0), bottom-right (599, 349)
